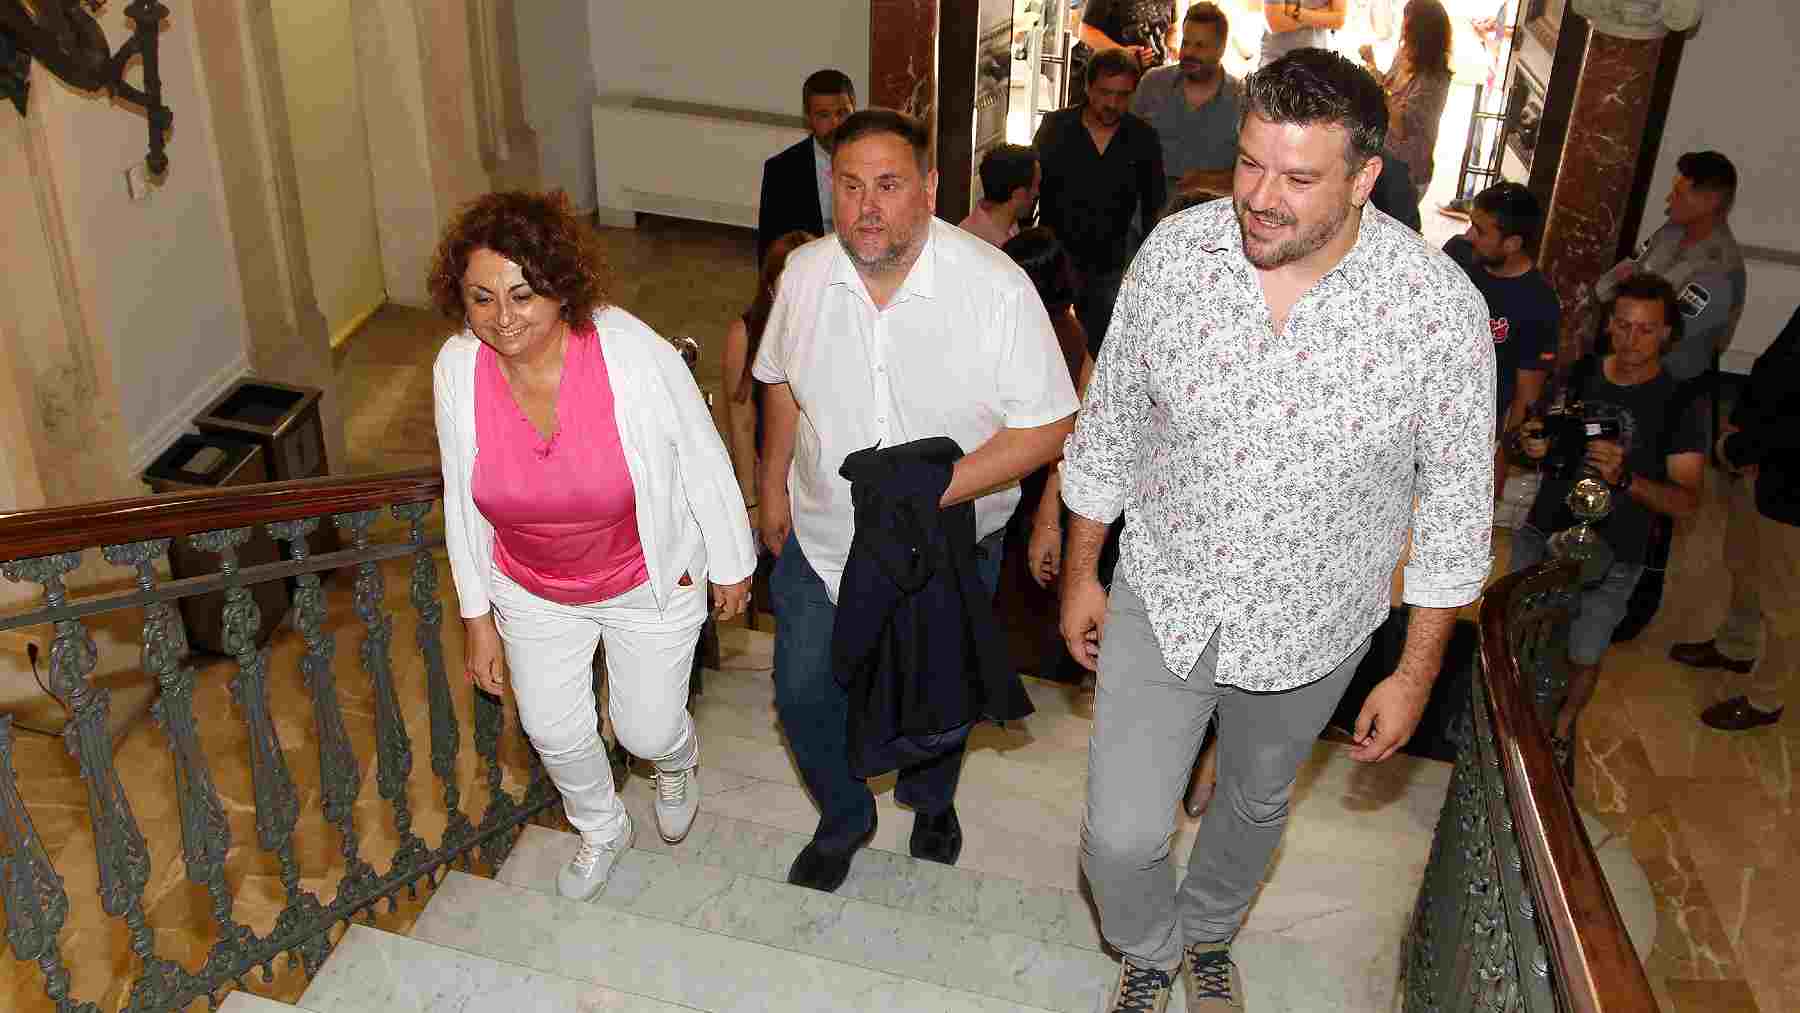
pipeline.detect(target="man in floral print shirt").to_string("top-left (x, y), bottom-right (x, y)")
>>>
top-left (1060, 49), bottom-right (1494, 1012)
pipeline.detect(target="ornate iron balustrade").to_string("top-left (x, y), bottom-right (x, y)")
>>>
top-left (1404, 560), bottom-right (1657, 1013)
top-left (0, 469), bottom-right (556, 1011)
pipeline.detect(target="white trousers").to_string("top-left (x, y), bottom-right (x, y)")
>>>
top-left (490, 568), bottom-right (707, 843)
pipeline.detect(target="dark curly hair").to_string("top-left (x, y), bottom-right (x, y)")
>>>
top-left (426, 190), bottom-right (609, 325)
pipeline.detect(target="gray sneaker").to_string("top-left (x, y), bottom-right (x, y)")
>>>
top-left (1182, 943), bottom-right (1245, 1011)
top-left (556, 813), bottom-right (633, 901)
top-left (654, 765), bottom-right (700, 843)
top-left (1106, 959), bottom-right (1173, 1013)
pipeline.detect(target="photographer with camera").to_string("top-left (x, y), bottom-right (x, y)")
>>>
top-left (1511, 274), bottom-right (1707, 740)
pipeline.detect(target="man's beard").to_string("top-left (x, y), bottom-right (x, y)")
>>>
top-left (1235, 197), bottom-right (1353, 270)
top-left (1475, 249), bottom-right (1508, 270)
top-left (839, 217), bottom-right (923, 273)
top-left (1181, 61), bottom-right (1219, 83)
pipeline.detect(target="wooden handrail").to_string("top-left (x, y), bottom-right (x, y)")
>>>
top-left (1477, 562), bottom-right (1656, 1013)
top-left (0, 469), bottom-right (443, 562)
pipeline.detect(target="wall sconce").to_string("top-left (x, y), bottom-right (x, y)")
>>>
top-left (0, 1), bottom-right (174, 174)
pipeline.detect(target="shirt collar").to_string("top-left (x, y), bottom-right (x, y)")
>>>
top-left (827, 218), bottom-right (940, 303)
top-left (814, 139), bottom-right (831, 168)
top-left (1204, 200), bottom-right (1383, 289)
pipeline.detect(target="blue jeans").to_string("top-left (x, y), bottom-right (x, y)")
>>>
top-left (1509, 524), bottom-right (1644, 666)
top-left (769, 529), bottom-right (1005, 852)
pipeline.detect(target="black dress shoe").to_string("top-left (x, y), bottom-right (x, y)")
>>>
top-left (909, 805), bottom-right (962, 866)
top-left (1669, 640), bottom-right (1755, 674)
top-left (787, 816), bottom-right (875, 893)
top-left (1701, 696), bottom-right (1784, 732)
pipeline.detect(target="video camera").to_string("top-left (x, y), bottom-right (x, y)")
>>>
top-left (1528, 404), bottom-right (1623, 481)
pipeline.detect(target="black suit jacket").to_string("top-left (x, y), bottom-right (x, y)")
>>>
top-left (757, 137), bottom-right (825, 266)
top-left (1724, 305), bottom-right (1800, 525)
top-left (1369, 148), bottom-right (1421, 233)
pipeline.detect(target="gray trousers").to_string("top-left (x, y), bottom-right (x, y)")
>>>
top-left (1080, 577), bottom-right (1370, 969)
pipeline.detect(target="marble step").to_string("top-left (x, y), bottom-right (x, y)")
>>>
top-left (498, 823), bottom-right (1115, 1013)
top-left (297, 923), bottom-right (699, 1013)
top-left (511, 804), bottom-right (1105, 951)
top-left (412, 869), bottom-right (1064, 1013)
top-left (218, 993), bottom-right (304, 1013)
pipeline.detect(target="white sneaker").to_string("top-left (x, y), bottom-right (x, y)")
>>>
top-left (557, 813), bottom-right (633, 901)
top-left (654, 765), bottom-right (700, 843)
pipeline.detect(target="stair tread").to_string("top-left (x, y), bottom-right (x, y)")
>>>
top-left (413, 870), bottom-right (1063, 1013)
top-left (498, 824), bottom-right (1113, 1012)
top-left (300, 923), bottom-right (700, 1013)
top-left (507, 803), bottom-right (1103, 950)
top-left (217, 993), bottom-right (303, 1013)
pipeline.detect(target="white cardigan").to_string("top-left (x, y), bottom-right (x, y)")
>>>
top-left (434, 306), bottom-right (757, 619)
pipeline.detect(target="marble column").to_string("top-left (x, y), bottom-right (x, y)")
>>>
top-left (1536, 25), bottom-right (1667, 362)
top-left (0, 80), bottom-right (136, 512)
top-left (353, 0), bottom-right (494, 308)
top-left (190, 0), bottom-right (346, 479)
top-left (870, 0), bottom-right (939, 118)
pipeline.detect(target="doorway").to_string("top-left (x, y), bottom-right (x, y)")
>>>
top-left (1001, 0), bottom-right (1527, 251)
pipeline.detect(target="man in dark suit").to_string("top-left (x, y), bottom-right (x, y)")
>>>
top-left (757, 69), bottom-right (856, 266)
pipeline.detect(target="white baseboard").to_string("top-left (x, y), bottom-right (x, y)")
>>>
top-left (128, 354), bottom-right (251, 475)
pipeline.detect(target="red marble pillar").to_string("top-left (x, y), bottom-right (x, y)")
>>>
top-left (870, 0), bottom-right (939, 118)
top-left (1537, 28), bottom-right (1666, 363)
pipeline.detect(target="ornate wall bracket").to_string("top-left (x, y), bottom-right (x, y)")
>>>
top-left (0, 0), bottom-right (174, 173)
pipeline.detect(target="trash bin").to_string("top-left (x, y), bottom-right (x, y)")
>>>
top-left (143, 434), bottom-right (290, 655)
top-left (194, 378), bottom-right (337, 560)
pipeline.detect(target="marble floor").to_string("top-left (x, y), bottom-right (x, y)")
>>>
top-left (3, 214), bottom-right (1790, 1012)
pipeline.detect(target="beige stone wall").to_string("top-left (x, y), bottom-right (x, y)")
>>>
top-left (270, 0), bottom-right (390, 348)
top-left (0, 0), bottom-right (541, 527)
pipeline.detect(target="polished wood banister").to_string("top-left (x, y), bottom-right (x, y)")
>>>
top-left (0, 468), bottom-right (443, 561)
top-left (1477, 562), bottom-right (1656, 1013)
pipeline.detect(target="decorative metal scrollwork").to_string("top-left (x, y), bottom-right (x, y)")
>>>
top-left (0, 1), bottom-right (175, 173)
top-left (0, 488), bottom-right (558, 1009)
top-left (335, 509), bottom-right (430, 883)
top-left (104, 538), bottom-right (258, 986)
top-left (0, 715), bottom-right (79, 1010)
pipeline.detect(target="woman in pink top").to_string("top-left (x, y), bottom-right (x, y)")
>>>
top-left (430, 192), bottom-right (755, 902)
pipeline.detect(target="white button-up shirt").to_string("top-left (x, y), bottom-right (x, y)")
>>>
top-left (754, 219), bottom-right (1081, 600)
top-left (1062, 200), bottom-right (1495, 691)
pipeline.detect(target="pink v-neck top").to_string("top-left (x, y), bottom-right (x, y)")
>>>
top-left (471, 326), bottom-right (648, 604)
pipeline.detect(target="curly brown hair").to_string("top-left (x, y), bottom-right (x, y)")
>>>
top-left (426, 190), bottom-right (609, 325)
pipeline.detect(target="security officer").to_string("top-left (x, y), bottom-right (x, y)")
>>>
top-left (1596, 150), bottom-right (1746, 384)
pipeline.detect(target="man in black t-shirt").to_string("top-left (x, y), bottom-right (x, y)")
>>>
top-left (1070, 0), bottom-right (1179, 105)
top-left (1444, 183), bottom-right (1561, 503)
top-left (1512, 275), bottom-right (1706, 740)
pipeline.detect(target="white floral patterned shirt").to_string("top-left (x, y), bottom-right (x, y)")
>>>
top-left (1061, 199), bottom-right (1495, 691)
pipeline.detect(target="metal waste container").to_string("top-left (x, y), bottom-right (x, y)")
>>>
top-left (194, 378), bottom-right (338, 561)
top-left (143, 434), bottom-right (289, 654)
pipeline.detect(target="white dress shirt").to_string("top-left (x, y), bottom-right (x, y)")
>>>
top-left (753, 220), bottom-right (1080, 600)
top-left (1062, 200), bottom-right (1496, 691)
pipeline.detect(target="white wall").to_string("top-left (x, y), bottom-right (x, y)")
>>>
top-left (271, 0), bottom-right (388, 347)
top-left (35, 8), bottom-right (251, 470)
top-left (516, 0), bottom-right (598, 208)
top-left (587, 2), bottom-right (869, 117)
top-left (1637, 1), bottom-right (1800, 368)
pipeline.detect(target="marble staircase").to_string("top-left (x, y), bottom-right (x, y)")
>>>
top-left (210, 629), bottom-right (1470, 1013)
